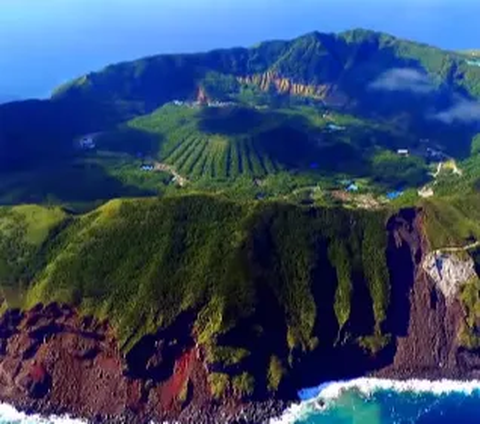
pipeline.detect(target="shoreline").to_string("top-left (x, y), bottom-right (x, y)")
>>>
top-left (5, 371), bottom-right (480, 424)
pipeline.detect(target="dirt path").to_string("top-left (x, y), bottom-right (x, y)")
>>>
top-left (154, 162), bottom-right (188, 187)
top-left (432, 162), bottom-right (443, 179)
top-left (433, 160), bottom-right (463, 179)
top-left (420, 159), bottom-right (463, 198)
top-left (436, 241), bottom-right (480, 254)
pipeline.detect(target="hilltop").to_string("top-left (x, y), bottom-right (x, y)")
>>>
top-left (0, 29), bottom-right (479, 209)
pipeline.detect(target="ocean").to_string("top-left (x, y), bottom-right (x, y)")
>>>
top-left (2, 0), bottom-right (480, 99)
top-left (2, 379), bottom-right (480, 423)
top-left (271, 378), bottom-right (480, 424)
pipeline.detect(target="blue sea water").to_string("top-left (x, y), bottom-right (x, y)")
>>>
top-left (2, 379), bottom-right (480, 423)
top-left (271, 379), bottom-right (480, 424)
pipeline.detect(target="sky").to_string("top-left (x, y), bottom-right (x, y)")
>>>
top-left (1, 0), bottom-right (479, 99)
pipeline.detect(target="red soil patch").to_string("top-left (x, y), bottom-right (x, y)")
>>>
top-left (0, 306), bottom-right (215, 423)
top-left (29, 363), bottom-right (47, 383)
top-left (150, 346), bottom-right (211, 420)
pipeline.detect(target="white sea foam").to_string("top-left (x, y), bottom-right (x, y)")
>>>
top-left (317, 377), bottom-right (480, 399)
top-left (0, 403), bottom-right (86, 424)
top-left (269, 378), bottom-right (480, 424)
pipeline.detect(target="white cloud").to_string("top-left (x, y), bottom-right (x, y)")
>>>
top-left (433, 99), bottom-right (480, 124)
top-left (370, 68), bottom-right (435, 94)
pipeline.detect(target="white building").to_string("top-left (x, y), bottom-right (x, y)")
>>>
top-left (79, 136), bottom-right (96, 150)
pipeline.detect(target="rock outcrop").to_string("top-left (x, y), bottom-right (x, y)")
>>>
top-left (423, 251), bottom-right (477, 301)
top-left (0, 305), bottom-right (283, 423)
top-left (238, 72), bottom-right (349, 107)
top-left (377, 211), bottom-right (480, 380)
top-left (1, 209), bottom-right (480, 423)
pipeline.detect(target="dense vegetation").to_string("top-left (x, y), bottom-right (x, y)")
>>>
top-left (1, 28), bottom-right (479, 203)
top-left (1, 28), bottom-right (480, 396)
top-left (0, 195), bottom-right (391, 394)
top-left (115, 103), bottom-right (424, 185)
top-left (0, 205), bottom-right (67, 311)
top-left (422, 194), bottom-right (480, 249)
top-left (458, 276), bottom-right (480, 350)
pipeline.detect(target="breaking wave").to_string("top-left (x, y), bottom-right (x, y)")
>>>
top-left (270, 378), bottom-right (480, 424)
top-left (0, 403), bottom-right (86, 424)
top-left (310, 377), bottom-right (480, 399)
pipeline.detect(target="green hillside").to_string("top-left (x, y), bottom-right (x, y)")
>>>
top-left (0, 195), bottom-right (392, 393)
top-left (0, 205), bottom-right (67, 309)
top-left (3, 192), bottom-right (480, 393)
top-left (108, 103), bottom-right (423, 184)
top-left (1, 29), bottom-right (480, 406)
top-left (2, 28), bottom-right (479, 181)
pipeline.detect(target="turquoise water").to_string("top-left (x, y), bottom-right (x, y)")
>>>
top-left (2, 379), bottom-right (480, 423)
top-left (271, 379), bottom-right (480, 424)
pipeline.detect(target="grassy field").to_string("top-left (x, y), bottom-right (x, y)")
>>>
top-left (422, 195), bottom-right (480, 250)
top-left (0, 205), bottom-right (68, 308)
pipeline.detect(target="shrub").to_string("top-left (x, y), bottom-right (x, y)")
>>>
top-left (208, 373), bottom-right (230, 399)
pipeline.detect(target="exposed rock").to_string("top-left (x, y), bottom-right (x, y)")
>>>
top-left (2, 210), bottom-right (480, 423)
top-left (422, 251), bottom-right (477, 300)
top-left (238, 72), bottom-right (349, 107)
top-left (16, 363), bottom-right (51, 399)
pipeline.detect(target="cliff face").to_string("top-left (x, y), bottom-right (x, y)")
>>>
top-left (238, 72), bottom-right (350, 107)
top-left (0, 208), bottom-right (479, 423)
top-left (377, 210), bottom-right (480, 380)
top-left (0, 305), bottom-right (283, 423)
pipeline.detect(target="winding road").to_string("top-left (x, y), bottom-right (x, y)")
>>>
top-left (154, 162), bottom-right (188, 187)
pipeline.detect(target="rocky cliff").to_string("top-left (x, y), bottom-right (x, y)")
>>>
top-left (1, 207), bottom-right (479, 423)
top-left (238, 72), bottom-right (349, 107)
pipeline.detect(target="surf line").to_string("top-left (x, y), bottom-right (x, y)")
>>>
top-left (0, 402), bottom-right (87, 424)
top-left (270, 378), bottom-right (480, 424)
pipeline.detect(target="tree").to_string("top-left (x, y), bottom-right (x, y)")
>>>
top-left (471, 134), bottom-right (480, 156)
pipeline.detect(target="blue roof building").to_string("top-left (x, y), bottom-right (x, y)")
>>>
top-left (386, 191), bottom-right (404, 200)
top-left (467, 59), bottom-right (480, 67)
top-left (326, 123), bottom-right (346, 132)
top-left (346, 183), bottom-right (359, 192)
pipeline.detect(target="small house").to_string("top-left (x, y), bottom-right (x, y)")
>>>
top-left (79, 136), bottom-right (96, 150)
top-left (326, 123), bottom-right (346, 132)
top-left (467, 59), bottom-right (480, 67)
top-left (418, 187), bottom-right (434, 198)
top-left (397, 149), bottom-right (409, 157)
top-left (346, 183), bottom-right (359, 192)
top-left (141, 164), bottom-right (154, 171)
top-left (386, 191), bottom-right (404, 200)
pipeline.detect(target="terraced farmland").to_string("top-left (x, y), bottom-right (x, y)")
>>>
top-left (161, 133), bottom-right (283, 180)
top-left (117, 103), bottom-right (401, 185)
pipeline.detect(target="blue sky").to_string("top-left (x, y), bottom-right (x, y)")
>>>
top-left (1, 0), bottom-right (479, 99)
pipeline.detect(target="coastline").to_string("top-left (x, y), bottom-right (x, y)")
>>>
top-left (6, 372), bottom-right (480, 424)
top-left (1, 209), bottom-right (479, 424)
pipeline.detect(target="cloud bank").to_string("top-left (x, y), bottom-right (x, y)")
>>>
top-left (370, 68), bottom-right (435, 94)
top-left (433, 99), bottom-right (480, 124)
